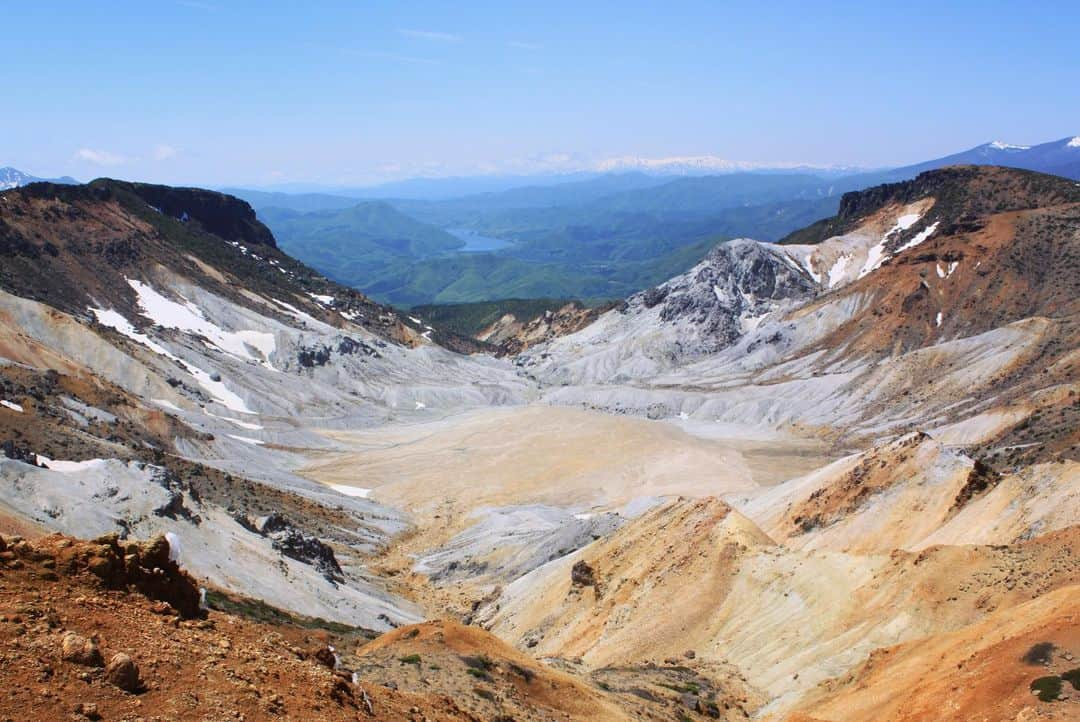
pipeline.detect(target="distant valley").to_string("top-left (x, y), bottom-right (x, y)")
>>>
top-left (226, 136), bottom-right (1080, 307)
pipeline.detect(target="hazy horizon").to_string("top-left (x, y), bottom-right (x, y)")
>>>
top-left (6, 1), bottom-right (1079, 187)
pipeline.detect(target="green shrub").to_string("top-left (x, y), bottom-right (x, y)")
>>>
top-left (1030, 676), bottom-right (1062, 702)
top-left (1062, 668), bottom-right (1080, 690)
top-left (399, 654), bottom-right (421, 665)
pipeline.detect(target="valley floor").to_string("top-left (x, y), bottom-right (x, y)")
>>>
top-left (302, 405), bottom-right (834, 528)
top-left (298, 404), bottom-right (837, 620)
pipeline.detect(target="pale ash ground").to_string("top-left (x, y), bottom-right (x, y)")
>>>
top-left (300, 405), bottom-right (835, 550)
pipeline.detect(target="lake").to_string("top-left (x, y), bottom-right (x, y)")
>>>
top-left (446, 228), bottom-right (513, 252)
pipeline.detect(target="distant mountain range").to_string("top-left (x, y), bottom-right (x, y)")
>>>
top-left (6, 135), bottom-right (1077, 306)
top-left (216, 135), bottom-right (1079, 305)
top-left (224, 135), bottom-right (1080, 200)
top-left (0, 166), bottom-right (78, 190)
top-left (592, 136), bottom-right (1080, 179)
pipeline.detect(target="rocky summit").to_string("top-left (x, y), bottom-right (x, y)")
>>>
top-left (0, 163), bottom-right (1077, 721)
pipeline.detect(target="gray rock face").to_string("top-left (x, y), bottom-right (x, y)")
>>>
top-left (413, 505), bottom-right (623, 587)
top-left (646, 239), bottom-right (818, 353)
top-left (516, 239), bottom-right (821, 387)
top-left (0, 458), bottom-right (421, 629)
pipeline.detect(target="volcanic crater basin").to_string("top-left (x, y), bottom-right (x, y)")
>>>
top-left (298, 405), bottom-right (836, 588)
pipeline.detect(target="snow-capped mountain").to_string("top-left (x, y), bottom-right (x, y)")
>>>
top-left (895, 135), bottom-right (1080, 180)
top-left (593, 155), bottom-right (861, 176)
top-left (590, 136), bottom-right (1080, 180)
top-left (0, 166), bottom-right (79, 189)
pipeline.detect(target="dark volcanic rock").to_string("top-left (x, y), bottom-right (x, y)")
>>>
top-left (571, 560), bottom-right (597, 587)
top-left (2, 439), bottom-right (41, 465)
top-left (256, 513), bottom-right (344, 583)
top-left (103, 180), bottom-right (277, 248)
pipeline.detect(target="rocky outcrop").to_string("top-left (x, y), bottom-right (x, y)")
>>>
top-left (235, 512), bottom-right (345, 583)
top-left (571, 560), bottom-right (597, 587)
top-left (579, 237), bottom-right (821, 361)
top-left (1, 439), bottom-right (41, 466)
top-left (515, 237), bottom-right (819, 381)
top-left (781, 165), bottom-right (1080, 246)
top-left (97, 180), bottom-right (277, 248)
top-left (0, 533), bottom-right (203, 618)
top-left (478, 302), bottom-right (607, 356)
top-left (651, 239), bottom-right (817, 349)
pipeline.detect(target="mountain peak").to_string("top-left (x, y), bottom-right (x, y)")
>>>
top-left (0, 166), bottom-right (79, 190)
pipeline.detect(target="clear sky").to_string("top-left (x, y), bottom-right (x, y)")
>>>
top-left (5, 0), bottom-right (1078, 186)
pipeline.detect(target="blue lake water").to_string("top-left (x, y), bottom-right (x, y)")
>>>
top-left (446, 228), bottom-right (513, 252)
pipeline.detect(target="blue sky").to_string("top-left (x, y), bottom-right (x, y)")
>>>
top-left (5, 0), bottom-right (1078, 186)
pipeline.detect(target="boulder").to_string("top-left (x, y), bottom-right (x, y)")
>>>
top-left (104, 652), bottom-right (141, 692)
top-left (60, 633), bottom-right (103, 667)
top-left (571, 560), bottom-right (596, 587)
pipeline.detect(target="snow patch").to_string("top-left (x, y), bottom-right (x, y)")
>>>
top-left (271, 298), bottom-right (320, 326)
top-left (826, 254), bottom-right (851, 288)
top-left (1, 400), bottom-right (23, 412)
top-left (127, 279), bottom-right (276, 369)
top-left (188, 367), bottom-right (254, 414)
top-left (152, 398), bottom-right (184, 412)
top-left (227, 434), bottom-right (264, 446)
top-left (894, 222), bottom-right (940, 254)
top-left (326, 484), bottom-right (372, 498)
top-left (164, 531), bottom-right (182, 562)
top-left (34, 455), bottom-right (107, 473)
top-left (935, 261), bottom-right (958, 279)
top-left (858, 213), bottom-right (924, 278)
top-left (1068, 136), bottom-right (1080, 148)
top-left (91, 307), bottom-right (254, 413)
top-left (936, 312), bottom-right (943, 327)
top-left (859, 242), bottom-right (889, 279)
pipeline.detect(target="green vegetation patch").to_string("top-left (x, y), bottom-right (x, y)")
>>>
top-left (204, 588), bottom-right (369, 636)
top-left (1030, 676), bottom-right (1063, 702)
